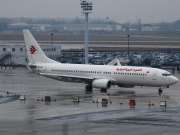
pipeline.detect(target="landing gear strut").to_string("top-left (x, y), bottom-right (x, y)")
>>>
top-left (158, 88), bottom-right (163, 95)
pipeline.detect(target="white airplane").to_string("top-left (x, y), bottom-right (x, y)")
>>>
top-left (23, 29), bottom-right (178, 93)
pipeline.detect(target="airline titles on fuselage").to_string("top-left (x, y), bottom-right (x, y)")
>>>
top-left (116, 68), bottom-right (143, 72)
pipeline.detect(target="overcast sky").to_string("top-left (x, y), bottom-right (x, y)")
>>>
top-left (0, 0), bottom-right (179, 23)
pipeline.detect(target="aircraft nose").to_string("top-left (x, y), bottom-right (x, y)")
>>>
top-left (171, 76), bottom-right (179, 84)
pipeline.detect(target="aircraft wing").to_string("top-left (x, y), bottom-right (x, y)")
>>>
top-left (39, 73), bottom-right (115, 83)
top-left (40, 73), bottom-right (94, 83)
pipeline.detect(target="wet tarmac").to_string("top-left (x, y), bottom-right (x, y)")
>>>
top-left (0, 67), bottom-right (180, 135)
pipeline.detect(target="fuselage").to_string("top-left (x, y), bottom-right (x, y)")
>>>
top-left (34, 63), bottom-right (178, 87)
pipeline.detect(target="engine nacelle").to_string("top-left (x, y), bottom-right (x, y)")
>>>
top-left (92, 79), bottom-right (112, 89)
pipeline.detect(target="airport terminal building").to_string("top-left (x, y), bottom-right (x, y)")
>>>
top-left (0, 45), bottom-right (61, 66)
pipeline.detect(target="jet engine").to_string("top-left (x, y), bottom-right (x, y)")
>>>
top-left (92, 79), bottom-right (112, 89)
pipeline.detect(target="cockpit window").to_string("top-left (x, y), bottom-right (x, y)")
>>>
top-left (162, 73), bottom-right (172, 76)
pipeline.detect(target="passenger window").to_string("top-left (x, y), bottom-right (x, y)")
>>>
top-left (20, 48), bottom-right (23, 52)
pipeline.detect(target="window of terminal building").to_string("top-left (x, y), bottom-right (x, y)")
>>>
top-left (3, 48), bottom-right (6, 51)
top-left (20, 48), bottom-right (23, 52)
top-left (12, 48), bottom-right (15, 52)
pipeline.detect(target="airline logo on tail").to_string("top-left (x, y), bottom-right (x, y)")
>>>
top-left (29, 45), bottom-right (38, 54)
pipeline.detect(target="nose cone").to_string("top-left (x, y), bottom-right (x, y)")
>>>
top-left (171, 76), bottom-right (179, 85)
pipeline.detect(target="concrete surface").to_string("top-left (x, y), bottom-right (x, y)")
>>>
top-left (0, 67), bottom-right (180, 135)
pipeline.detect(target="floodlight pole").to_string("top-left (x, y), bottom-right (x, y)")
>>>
top-left (51, 33), bottom-right (53, 46)
top-left (128, 35), bottom-right (130, 58)
top-left (51, 33), bottom-right (54, 59)
top-left (80, 0), bottom-right (92, 64)
top-left (84, 13), bottom-right (89, 64)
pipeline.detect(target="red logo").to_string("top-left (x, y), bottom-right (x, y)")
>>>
top-left (29, 45), bottom-right (38, 54)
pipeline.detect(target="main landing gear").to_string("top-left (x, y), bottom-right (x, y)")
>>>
top-left (85, 84), bottom-right (92, 91)
top-left (85, 84), bottom-right (107, 93)
top-left (100, 88), bottom-right (107, 93)
top-left (85, 84), bottom-right (92, 94)
top-left (158, 88), bottom-right (163, 95)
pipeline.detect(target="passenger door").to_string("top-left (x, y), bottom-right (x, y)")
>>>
top-left (43, 66), bottom-right (47, 73)
top-left (152, 71), bottom-right (157, 80)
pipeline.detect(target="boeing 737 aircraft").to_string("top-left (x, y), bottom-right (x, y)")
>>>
top-left (23, 29), bottom-right (178, 94)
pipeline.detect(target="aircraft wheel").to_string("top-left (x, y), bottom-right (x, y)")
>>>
top-left (86, 85), bottom-right (92, 91)
top-left (158, 88), bottom-right (163, 95)
top-left (100, 88), bottom-right (107, 93)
